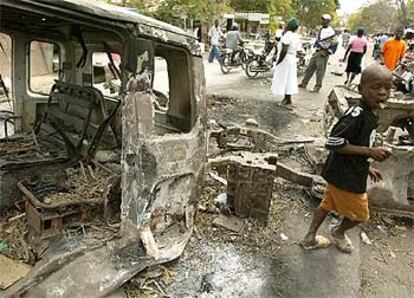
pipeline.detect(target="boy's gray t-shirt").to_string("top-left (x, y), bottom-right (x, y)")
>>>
top-left (225, 31), bottom-right (241, 50)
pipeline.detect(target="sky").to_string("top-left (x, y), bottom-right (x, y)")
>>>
top-left (339, 0), bottom-right (371, 15)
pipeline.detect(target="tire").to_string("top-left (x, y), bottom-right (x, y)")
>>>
top-left (220, 55), bottom-right (231, 74)
top-left (245, 59), bottom-right (259, 78)
top-left (240, 52), bottom-right (247, 70)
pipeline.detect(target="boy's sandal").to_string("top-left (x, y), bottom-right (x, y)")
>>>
top-left (300, 235), bottom-right (331, 251)
top-left (310, 87), bottom-right (320, 93)
top-left (331, 233), bottom-right (354, 253)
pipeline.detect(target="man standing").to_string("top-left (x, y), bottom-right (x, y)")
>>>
top-left (299, 14), bottom-right (337, 93)
top-left (381, 27), bottom-right (406, 71)
top-left (208, 20), bottom-right (223, 63)
top-left (378, 32), bottom-right (389, 49)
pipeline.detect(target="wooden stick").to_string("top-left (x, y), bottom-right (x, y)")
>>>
top-left (8, 213), bottom-right (26, 222)
top-left (31, 129), bottom-right (42, 153)
top-left (79, 161), bottom-right (88, 181)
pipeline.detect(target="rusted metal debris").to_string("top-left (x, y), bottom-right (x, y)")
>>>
top-left (210, 119), bottom-right (315, 154)
top-left (17, 164), bottom-right (121, 237)
top-left (213, 214), bottom-right (245, 233)
top-left (208, 153), bottom-right (277, 221)
top-left (227, 153), bottom-right (277, 221)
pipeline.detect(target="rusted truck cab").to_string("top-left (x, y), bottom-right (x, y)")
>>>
top-left (0, 0), bottom-right (206, 296)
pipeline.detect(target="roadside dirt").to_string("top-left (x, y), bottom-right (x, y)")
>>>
top-left (360, 218), bottom-right (414, 298)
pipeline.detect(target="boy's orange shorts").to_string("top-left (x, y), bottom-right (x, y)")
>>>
top-left (320, 183), bottom-right (370, 222)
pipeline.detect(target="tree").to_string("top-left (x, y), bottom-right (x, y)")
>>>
top-left (156, 0), bottom-right (230, 27)
top-left (229, 0), bottom-right (270, 12)
top-left (268, 0), bottom-right (295, 28)
top-left (396, 0), bottom-right (409, 27)
top-left (108, 0), bottom-right (230, 27)
top-left (346, 0), bottom-right (398, 34)
top-left (408, 0), bottom-right (414, 24)
top-left (294, 0), bottom-right (338, 29)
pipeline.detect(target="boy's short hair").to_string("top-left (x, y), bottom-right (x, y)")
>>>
top-left (360, 64), bottom-right (391, 87)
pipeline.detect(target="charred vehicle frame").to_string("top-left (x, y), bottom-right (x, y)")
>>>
top-left (0, 0), bottom-right (206, 296)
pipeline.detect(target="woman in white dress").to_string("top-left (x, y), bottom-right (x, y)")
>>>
top-left (271, 18), bottom-right (301, 110)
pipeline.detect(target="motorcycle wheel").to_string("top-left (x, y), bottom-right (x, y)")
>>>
top-left (245, 59), bottom-right (260, 78)
top-left (220, 55), bottom-right (231, 74)
top-left (240, 52), bottom-right (247, 70)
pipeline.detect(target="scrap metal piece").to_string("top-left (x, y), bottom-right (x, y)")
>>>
top-left (140, 226), bottom-right (160, 261)
top-left (5, 227), bottom-right (192, 298)
top-left (210, 152), bottom-right (278, 222)
top-left (212, 214), bottom-right (245, 233)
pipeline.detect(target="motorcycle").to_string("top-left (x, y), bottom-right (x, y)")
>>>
top-left (245, 43), bottom-right (277, 78)
top-left (393, 61), bottom-right (414, 94)
top-left (297, 51), bottom-right (307, 75)
top-left (219, 45), bottom-right (250, 74)
top-left (245, 41), bottom-right (311, 78)
top-left (297, 42), bottom-right (311, 75)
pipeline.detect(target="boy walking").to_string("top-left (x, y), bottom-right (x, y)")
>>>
top-left (301, 65), bottom-right (393, 253)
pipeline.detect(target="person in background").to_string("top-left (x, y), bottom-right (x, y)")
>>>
top-left (403, 29), bottom-right (414, 61)
top-left (373, 32), bottom-right (388, 60)
top-left (263, 28), bottom-right (274, 55)
top-left (298, 14), bottom-right (338, 93)
top-left (381, 27), bottom-right (406, 71)
top-left (275, 22), bottom-right (285, 42)
top-left (342, 27), bottom-right (368, 86)
top-left (208, 20), bottom-right (223, 63)
top-left (225, 24), bottom-right (243, 62)
top-left (378, 32), bottom-right (389, 49)
top-left (342, 29), bottom-right (351, 48)
top-left (193, 21), bottom-right (202, 42)
top-left (271, 18), bottom-right (301, 110)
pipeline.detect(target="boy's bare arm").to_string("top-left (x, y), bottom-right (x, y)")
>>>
top-left (335, 144), bottom-right (392, 162)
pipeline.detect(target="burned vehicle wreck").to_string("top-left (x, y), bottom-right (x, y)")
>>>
top-left (0, 0), bottom-right (206, 296)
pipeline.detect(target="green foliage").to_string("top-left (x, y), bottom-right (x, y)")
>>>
top-left (346, 0), bottom-right (398, 34)
top-left (294, 0), bottom-right (338, 29)
top-left (268, 0), bottom-right (295, 28)
top-left (408, 0), bottom-right (414, 25)
top-left (107, 0), bottom-right (341, 30)
top-left (229, 0), bottom-right (270, 12)
top-left (108, 0), bottom-right (230, 27)
top-left (155, 0), bottom-right (230, 27)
